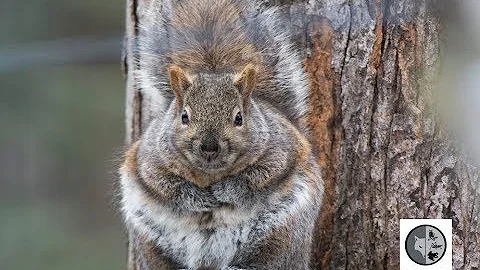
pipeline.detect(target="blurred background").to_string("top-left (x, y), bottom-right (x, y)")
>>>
top-left (442, 0), bottom-right (480, 166)
top-left (0, 1), bottom-right (125, 269)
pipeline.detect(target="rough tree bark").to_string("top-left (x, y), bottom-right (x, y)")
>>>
top-left (122, 0), bottom-right (480, 269)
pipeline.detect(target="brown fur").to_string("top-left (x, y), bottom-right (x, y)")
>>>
top-left (240, 216), bottom-right (294, 266)
top-left (168, 65), bottom-right (192, 109)
top-left (159, 155), bottom-right (217, 188)
top-left (278, 116), bottom-right (312, 165)
top-left (130, 231), bottom-right (178, 270)
top-left (130, 135), bottom-right (237, 196)
top-left (234, 63), bottom-right (258, 110)
top-left (256, 220), bottom-right (292, 262)
top-left (246, 115), bottom-right (313, 191)
top-left (170, 0), bottom-right (258, 70)
top-left (167, 0), bottom-right (273, 88)
top-left (122, 141), bottom-right (141, 175)
top-left (123, 141), bottom-right (179, 200)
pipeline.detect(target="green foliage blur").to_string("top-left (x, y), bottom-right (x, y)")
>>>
top-left (0, 0), bottom-right (126, 269)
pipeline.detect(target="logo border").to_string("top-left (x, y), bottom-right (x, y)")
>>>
top-left (405, 224), bottom-right (447, 266)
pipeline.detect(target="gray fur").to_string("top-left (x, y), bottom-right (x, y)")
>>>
top-left (120, 0), bottom-right (323, 269)
top-left (135, 0), bottom-right (309, 131)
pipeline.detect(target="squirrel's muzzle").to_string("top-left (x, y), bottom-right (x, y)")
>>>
top-left (200, 135), bottom-right (220, 162)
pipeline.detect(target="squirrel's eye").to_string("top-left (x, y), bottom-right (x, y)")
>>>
top-left (181, 110), bottom-right (189, 125)
top-left (234, 112), bottom-right (243, 127)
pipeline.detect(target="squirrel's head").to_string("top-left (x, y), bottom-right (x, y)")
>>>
top-left (168, 64), bottom-right (258, 174)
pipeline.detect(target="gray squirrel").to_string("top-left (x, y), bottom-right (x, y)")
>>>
top-left (119, 0), bottom-right (324, 269)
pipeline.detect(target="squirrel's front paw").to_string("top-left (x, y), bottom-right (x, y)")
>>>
top-left (211, 177), bottom-right (253, 206)
top-left (173, 182), bottom-right (221, 212)
top-left (199, 190), bottom-right (223, 209)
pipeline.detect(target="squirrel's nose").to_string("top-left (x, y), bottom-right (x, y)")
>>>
top-left (200, 137), bottom-right (220, 162)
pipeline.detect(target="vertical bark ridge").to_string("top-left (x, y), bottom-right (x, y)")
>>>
top-left (332, 0), bottom-right (378, 268)
top-left (304, 17), bottom-right (337, 270)
top-left (368, 1), bottom-right (387, 268)
top-left (125, 0), bottom-right (142, 145)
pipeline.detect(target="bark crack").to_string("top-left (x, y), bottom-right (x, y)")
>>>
top-left (339, 0), bottom-right (353, 85)
top-left (423, 116), bottom-right (437, 218)
top-left (340, 2), bottom-right (353, 269)
top-left (464, 167), bottom-right (476, 267)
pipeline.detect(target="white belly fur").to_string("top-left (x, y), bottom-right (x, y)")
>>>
top-left (120, 170), bottom-right (312, 268)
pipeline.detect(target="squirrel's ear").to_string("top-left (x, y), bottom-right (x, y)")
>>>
top-left (168, 65), bottom-right (192, 107)
top-left (234, 64), bottom-right (257, 103)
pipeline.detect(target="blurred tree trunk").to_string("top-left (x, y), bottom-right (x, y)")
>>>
top-left (123, 0), bottom-right (480, 269)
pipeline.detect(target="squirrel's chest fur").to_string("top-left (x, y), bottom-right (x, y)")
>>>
top-left (121, 166), bottom-right (312, 268)
top-left (123, 172), bottom-right (249, 268)
top-left (130, 193), bottom-right (252, 267)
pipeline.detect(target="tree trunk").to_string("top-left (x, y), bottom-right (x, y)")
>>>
top-left (123, 0), bottom-right (480, 269)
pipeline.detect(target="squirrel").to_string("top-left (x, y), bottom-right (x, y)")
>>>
top-left (120, 0), bottom-right (324, 269)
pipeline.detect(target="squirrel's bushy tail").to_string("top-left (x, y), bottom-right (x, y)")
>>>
top-left (136, 0), bottom-right (309, 130)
